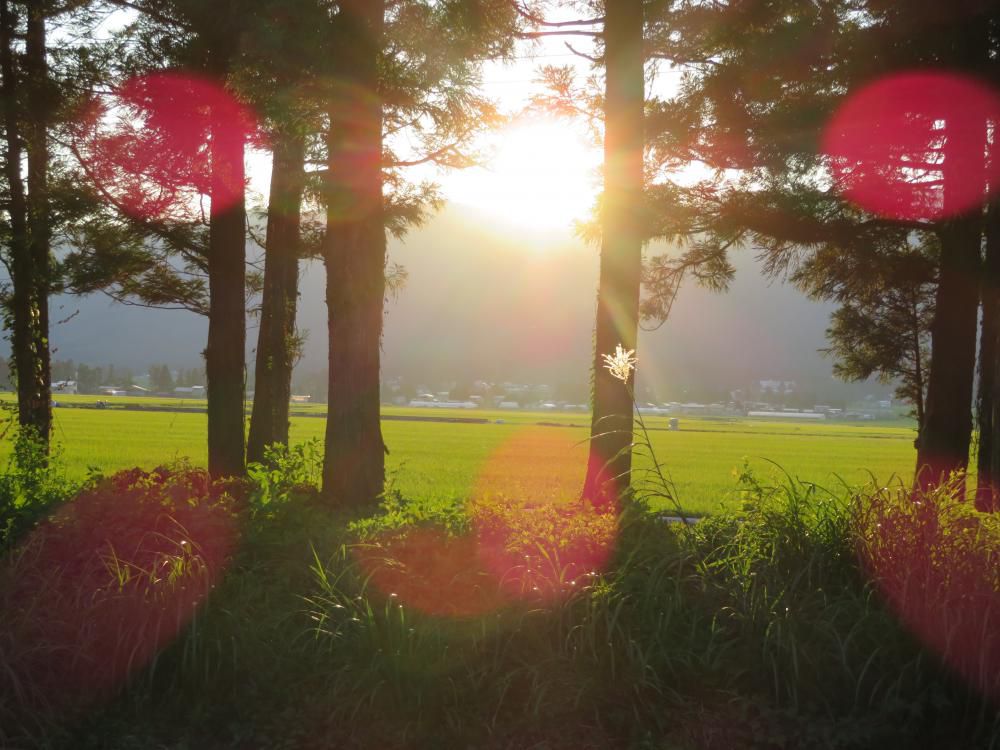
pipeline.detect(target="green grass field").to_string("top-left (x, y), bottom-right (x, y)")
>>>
top-left (1, 394), bottom-right (918, 515)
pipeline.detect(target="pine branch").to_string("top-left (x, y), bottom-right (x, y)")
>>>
top-left (518, 29), bottom-right (601, 39)
top-left (564, 41), bottom-right (600, 62)
top-left (512, 2), bottom-right (603, 28)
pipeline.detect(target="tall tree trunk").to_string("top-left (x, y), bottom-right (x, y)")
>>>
top-left (1, 1), bottom-right (33, 434)
top-left (247, 130), bottom-right (305, 465)
top-left (2, 0), bottom-right (51, 447)
top-left (975, 9), bottom-right (1000, 509)
top-left (915, 12), bottom-right (990, 493)
top-left (205, 44), bottom-right (247, 478)
top-left (321, 0), bottom-right (386, 508)
top-left (977, 196), bottom-right (1000, 509)
top-left (24, 0), bottom-right (50, 445)
top-left (914, 132), bottom-right (985, 491)
top-left (582, 0), bottom-right (644, 506)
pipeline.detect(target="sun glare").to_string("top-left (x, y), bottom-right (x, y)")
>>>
top-left (444, 118), bottom-right (601, 232)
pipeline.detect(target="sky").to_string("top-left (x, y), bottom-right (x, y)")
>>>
top-left (389, 15), bottom-right (688, 233)
top-left (244, 13), bottom-right (610, 231)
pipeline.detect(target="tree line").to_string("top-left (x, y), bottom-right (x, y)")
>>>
top-left (1, 0), bottom-right (998, 509)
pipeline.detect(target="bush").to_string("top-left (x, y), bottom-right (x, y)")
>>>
top-left (0, 427), bottom-right (81, 550)
top-left (246, 439), bottom-right (323, 513)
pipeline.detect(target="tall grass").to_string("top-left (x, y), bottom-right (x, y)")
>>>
top-left (3, 456), bottom-right (1000, 748)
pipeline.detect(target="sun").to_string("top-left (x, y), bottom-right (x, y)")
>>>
top-left (443, 117), bottom-right (601, 231)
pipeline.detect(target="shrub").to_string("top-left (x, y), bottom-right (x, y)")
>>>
top-left (0, 426), bottom-right (81, 551)
top-left (246, 439), bottom-right (323, 513)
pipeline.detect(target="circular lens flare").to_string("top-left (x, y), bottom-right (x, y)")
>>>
top-left (822, 71), bottom-right (1000, 221)
top-left (0, 469), bottom-right (239, 714)
top-left (353, 528), bottom-right (509, 618)
top-left (357, 427), bottom-right (617, 617)
top-left (860, 483), bottom-right (1000, 703)
top-left (473, 427), bottom-right (617, 601)
top-left (74, 72), bottom-right (258, 221)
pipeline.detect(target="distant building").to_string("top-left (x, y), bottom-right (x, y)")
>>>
top-left (748, 410), bottom-right (824, 420)
top-left (174, 385), bottom-right (206, 397)
top-left (758, 379), bottom-right (796, 394)
top-left (408, 399), bottom-right (477, 409)
top-left (637, 405), bottom-right (669, 416)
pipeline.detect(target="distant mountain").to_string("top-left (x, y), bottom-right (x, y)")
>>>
top-left (43, 203), bottom-right (887, 401)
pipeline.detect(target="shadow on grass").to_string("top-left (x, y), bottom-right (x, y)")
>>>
top-left (2, 462), bottom-right (1000, 749)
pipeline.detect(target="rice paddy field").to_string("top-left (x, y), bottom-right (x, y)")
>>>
top-left (0, 394), bottom-right (918, 516)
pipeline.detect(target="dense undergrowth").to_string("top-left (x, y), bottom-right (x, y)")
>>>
top-left (1, 436), bottom-right (999, 749)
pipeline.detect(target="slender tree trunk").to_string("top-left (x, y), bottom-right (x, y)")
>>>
top-left (582, 0), bottom-right (644, 506)
top-left (910, 292), bottom-right (925, 429)
top-left (1, 1), bottom-right (33, 433)
top-left (247, 131), bottom-right (305, 465)
top-left (2, 0), bottom-right (51, 447)
top-left (321, 0), bottom-right (386, 507)
top-left (977, 197), bottom-right (1000, 509)
top-left (975, 10), bottom-right (1000, 509)
top-left (205, 42), bottom-right (247, 478)
top-left (914, 122), bottom-right (985, 491)
top-left (23, 0), bottom-right (50, 445)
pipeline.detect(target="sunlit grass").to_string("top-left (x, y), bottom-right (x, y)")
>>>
top-left (0, 399), bottom-right (918, 516)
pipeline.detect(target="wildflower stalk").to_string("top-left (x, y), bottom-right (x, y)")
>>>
top-left (601, 344), bottom-right (692, 525)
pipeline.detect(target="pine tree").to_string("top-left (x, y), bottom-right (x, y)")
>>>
top-left (636, 0), bottom-right (1000, 493)
top-left (243, 0), bottom-right (324, 465)
top-left (319, 0), bottom-right (518, 507)
top-left (1, 0), bottom-right (53, 446)
top-left (583, 0), bottom-right (645, 505)
top-left (77, 0), bottom-right (259, 476)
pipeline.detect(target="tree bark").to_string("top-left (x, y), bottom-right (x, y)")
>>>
top-left (914, 123), bottom-right (985, 491)
top-left (205, 40), bottom-right (247, 478)
top-left (24, 0), bottom-right (50, 445)
top-left (321, 0), bottom-right (387, 507)
top-left (2, 0), bottom-right (51, 447)
top-left (582, 0), bottom-right (644, 506)
top-left (2, 1), bottom-right (33, 431)
top-left (974, 9), bottom-right (1000, 509)
top-left (977, 197), bottom-right (1000, 509)
top-left (909, 291), bottom-right (925, 430)
top-left (247, 130), bottom-right (305, 465)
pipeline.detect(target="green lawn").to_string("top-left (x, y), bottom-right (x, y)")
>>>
top-left (4, 396), bottom-right (918, 516)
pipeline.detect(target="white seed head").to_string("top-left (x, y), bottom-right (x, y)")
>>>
top-left (602, 344), bottom-right (636, 382)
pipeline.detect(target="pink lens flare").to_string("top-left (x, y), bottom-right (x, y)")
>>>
top-left (859, 485), bottom-right (1000, 704)
top-left (354, 528), bottom-right (512, 619)
top-left (470, 427), bottom-right (617, 602)
top-left (0, 469), bottom-right (241, 713)
top-left (322, 78), bottom-right (383, 224)
top-left (356, 427), bottom-right (619, 617)
top-left (822, 71), bottom-right (1000, 222)
top-left (74, 72), bottom-right (259, 221)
